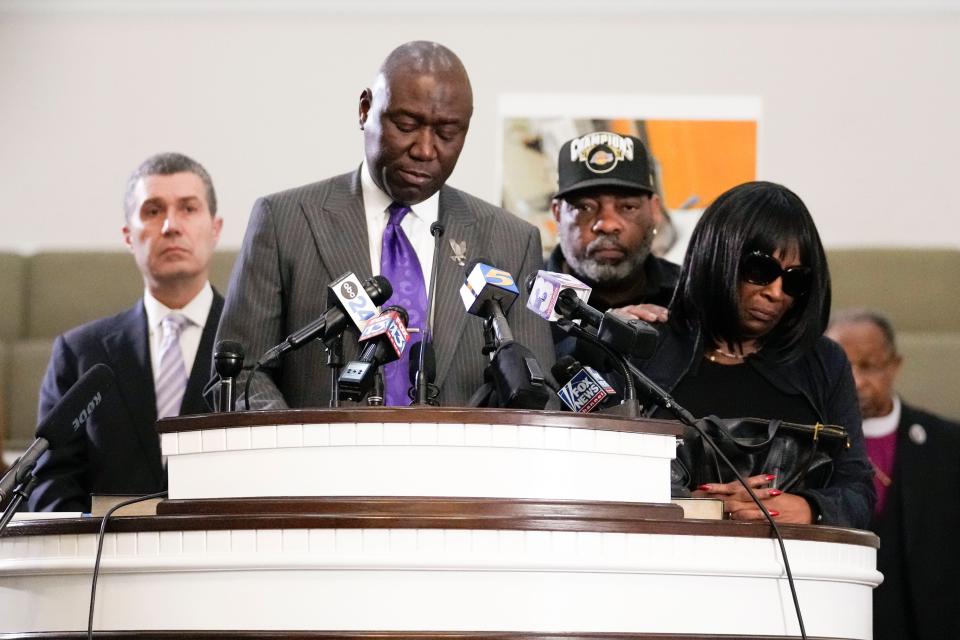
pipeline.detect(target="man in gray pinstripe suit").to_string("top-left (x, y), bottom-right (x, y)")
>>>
top-left (216, 41), bottom-right (555, 408)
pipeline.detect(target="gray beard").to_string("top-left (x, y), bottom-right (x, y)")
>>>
top-left (560, 233), bottom-right (650, 285)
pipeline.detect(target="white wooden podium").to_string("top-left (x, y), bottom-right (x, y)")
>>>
top-left (0, 408), bottom-right (881, 639)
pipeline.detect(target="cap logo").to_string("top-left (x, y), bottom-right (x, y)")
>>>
top-left (569, 132), bottom-right (634, 175)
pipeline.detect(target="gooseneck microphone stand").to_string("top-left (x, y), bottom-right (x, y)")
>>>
top-left (414, 221), bottom-right (445, 405)
top-left (554, 318), bottom-right (808, 639)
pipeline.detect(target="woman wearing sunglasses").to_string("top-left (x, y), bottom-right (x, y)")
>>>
top-left (642, 181), bottom-right (874, 528)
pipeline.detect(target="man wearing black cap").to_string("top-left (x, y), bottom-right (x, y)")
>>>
top-left (547, 131), bottom-right (679, 324)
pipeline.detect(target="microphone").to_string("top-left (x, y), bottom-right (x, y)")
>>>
top-left (259, 273), bottom-right (392, 364)
top-left (213, 340), bottom-right (244, 412)
top-left (413, 221), bottom-right (445, 405)
top-left (552, 355), bottom-right (618, 413)
top-left (0, 363), bottom-right (116, 504)
top-left (338, 306), bottom-right (410, 401)
top-left (460, 259), bottom-right (520, 351)
top-left (525, 270), bottom-right (658, 359)
top-left (408, 341), bottom-right (439, 405)
top-left (488, 341), bottom-right (549, 409)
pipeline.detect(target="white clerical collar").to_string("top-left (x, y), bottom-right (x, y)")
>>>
top-left (862, 395), bottom-right (901, 439)
top-left (143, 282), bottom-right (213, 332)
top-left (360, 159), bottom-right (439, 224)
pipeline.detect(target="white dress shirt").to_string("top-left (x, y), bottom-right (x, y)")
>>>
top-left (862, 395), bottom-right (901, 439)
top-left (143, 282), bottom-right (214, 387)
top-left (360, 159), bottom-right (439, 292)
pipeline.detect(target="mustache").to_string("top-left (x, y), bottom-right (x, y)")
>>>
top-left (584, 235), bottom-right (626, 256)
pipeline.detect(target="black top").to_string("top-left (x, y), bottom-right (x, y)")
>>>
top-left (657, 357), bottom-right (819, 424)
top-left (639, 322), bottom-right (875, 529)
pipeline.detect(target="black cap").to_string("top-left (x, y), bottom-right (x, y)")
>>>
top-left (556, 131), bottom-right (655, 199)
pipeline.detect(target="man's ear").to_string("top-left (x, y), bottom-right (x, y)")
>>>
top-left (358, 88), bottom-right (373, 129)
top-left (550, 198), bottom-right (562, 223)
top-left (649, 193), bottom-right (665, 225)
top-left (122, 222), bottom-right (133, 252)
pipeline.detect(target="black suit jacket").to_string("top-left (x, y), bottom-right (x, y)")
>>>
top-left (27, 292), bottom-right (224, 512)
top-left (872, 402), bottom-right (960, 640)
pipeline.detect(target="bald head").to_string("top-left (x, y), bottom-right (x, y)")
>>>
top-left (826, 309), bottom-right (902, 418)
top-left (378, 41), bottom-right (472, 95)
top-left (359, 41), bottom-right (474, 204)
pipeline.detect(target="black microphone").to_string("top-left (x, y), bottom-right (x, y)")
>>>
top-left (488, 341), bottom-right (549, 409)
top-left (460, 258), bottom-right (520, 352)
top-left (0, 363), bottom-right (116, 504)
top-left (411, 221), bottom-right (445, 405)
top-left (552, 355), bottom-right (619, 413)
top-left (408, 341), bottom-right (439, 405)
top-left (338, 306), bottom-right (410, 401)
top-left (259, 274), bottom-right (392, 364)
top-left (213, 340), bottom-right (244, 412)
top-left (525, 270), bottom-right (658, 359)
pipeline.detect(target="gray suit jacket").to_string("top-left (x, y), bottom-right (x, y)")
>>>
top-left (216, 168), bottom-right (555, 408)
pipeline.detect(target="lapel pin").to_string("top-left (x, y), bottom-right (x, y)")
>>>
top-left (449, 239), bottom-right (467, 266)
top-left (908, 423), bottom-right (927, 445)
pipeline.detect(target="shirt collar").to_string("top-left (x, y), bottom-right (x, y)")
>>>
top-left (360, 159), bottom-right (439, 224)
top-left (862, 395), bottom-right (901, 439)
top-left (143, 281), bottom-right (213, 332)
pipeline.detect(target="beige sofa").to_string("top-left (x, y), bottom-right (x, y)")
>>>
top-left (0, 251), bottom-right (237, 456)
top-left (828, 248), bottom-right (960, 421)
top-left (2, 247), bottom-right (958, 459)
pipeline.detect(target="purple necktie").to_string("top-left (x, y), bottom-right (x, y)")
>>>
top-left (379, 203), bottom-right (428, 406)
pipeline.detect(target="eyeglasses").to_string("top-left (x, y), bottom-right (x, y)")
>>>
top-left (740, 251), bottom-right (813, 298)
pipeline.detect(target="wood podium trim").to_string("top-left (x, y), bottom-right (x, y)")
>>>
top-left (3, 497), bottom-right (878, 548)
top-left (155, 407), bottom-right (685, 437)
top-left (157, 496), bottom-right (683, 521)
top-left (0, 631), bottom-right (859, 639)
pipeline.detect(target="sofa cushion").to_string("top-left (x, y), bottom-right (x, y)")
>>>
top-left (26, 251), bottom-right (237, 339)
top-left (896, 332), bottom-right (960, 422)
top-left (0, 253), bottom-right (26, 341)
top-left (3, 339), bottom-right (54, 451)
top-left (828, 248), bottom-right (960, 333)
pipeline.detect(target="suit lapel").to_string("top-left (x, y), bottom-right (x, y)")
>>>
top-left (101, 301), bottom-right (164, 484)
top-left (181, 291), bottom-right (224, 415)
top-left (891, 406), bottom-right (925, 539)
top-left (301, 168), bottom-right (373, 283)
top-left (433, 187), bottom-right (484, 386)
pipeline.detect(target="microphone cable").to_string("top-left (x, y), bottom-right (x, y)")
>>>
top-left (87, 490), bottom-right (167, 639)
top-left (559, 320), bottom-right (807, 639)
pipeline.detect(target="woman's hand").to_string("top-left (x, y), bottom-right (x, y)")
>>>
top-left (693, 474), bottom-right (814, 524)
top-left (610, 303), bottom-right (669, 324)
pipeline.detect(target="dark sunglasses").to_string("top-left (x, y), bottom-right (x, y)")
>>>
top-left (740, 251), bottom-right (813, 298)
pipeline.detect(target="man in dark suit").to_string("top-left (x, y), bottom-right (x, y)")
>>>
top-left (827, 310), bottom-right (960, 640)
top-left (29, 152), bottom-right (225, 512)
top-left (217, 41), bottom-right (554, 408)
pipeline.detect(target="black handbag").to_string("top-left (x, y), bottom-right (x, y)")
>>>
top-left (673, 415), bottom-right (850, 493)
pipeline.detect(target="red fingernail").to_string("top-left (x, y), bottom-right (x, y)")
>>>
top-left (769, 510), bottom-right (780, 517)
top-left (697, 484), bottom-right (711, 491)
top-left (765, 474), bottom-right (777, 481)
top-left (769, 489), bottom-right (782, 496)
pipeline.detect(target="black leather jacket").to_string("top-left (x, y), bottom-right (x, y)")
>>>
top-left (639, 322), bottom-right (875, 529)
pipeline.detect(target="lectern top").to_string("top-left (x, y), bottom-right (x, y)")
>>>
top-left (156, 407), bottom-right (686, 437)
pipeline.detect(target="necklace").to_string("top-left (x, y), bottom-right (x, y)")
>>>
top-left (707, 346), bottom-right (757, 362)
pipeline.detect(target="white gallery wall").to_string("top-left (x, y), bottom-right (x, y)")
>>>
top-left (0, 0), bottom-right (957, 252)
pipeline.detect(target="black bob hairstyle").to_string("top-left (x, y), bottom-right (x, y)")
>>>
top-left (670, 181), bottom-right (831, 363)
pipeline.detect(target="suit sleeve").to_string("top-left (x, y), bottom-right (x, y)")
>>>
top-left (27, 335), bottom-right (90, 512)
top-left (215, 197), bottom-right (290, 410)
top-left (797, 354), bottom-right (876, 529)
